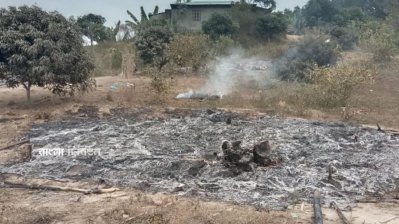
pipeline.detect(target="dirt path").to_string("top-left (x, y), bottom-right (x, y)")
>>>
top-left (1, 186), bottom-right (398, 224)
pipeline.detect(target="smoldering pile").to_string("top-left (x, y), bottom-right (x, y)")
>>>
top-left (176, 90), bottom-right (222, 100)
top-left (176, 55), bottom-right (273, 100)
top-left (1, 108), bottom-right (399, 209)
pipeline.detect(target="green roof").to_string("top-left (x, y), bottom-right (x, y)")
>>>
top-left (171, 1), bottom-right (236, 7)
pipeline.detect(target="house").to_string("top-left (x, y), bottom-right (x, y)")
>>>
top-left (150, 1), bottom-right (263, 32)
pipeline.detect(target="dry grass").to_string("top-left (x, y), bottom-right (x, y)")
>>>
top-left (103, 193), bottom-right (292, 224)
top-left (0, 187), bottom-right (295, 224)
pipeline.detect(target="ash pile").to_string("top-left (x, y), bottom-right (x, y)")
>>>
top-left (175, 91), bottom-right (222, 100)
top-left (1, 108), bottom-right (399, 209)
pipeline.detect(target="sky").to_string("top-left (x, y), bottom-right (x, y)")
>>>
top-left (0, 0), bottom-right (308, 26)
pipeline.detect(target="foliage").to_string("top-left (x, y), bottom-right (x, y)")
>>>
top-left (212, 36), bottom-right (236, 56)
top-left (275, 35), bottom-right (339, 81)
top-left (144, 66), bottom-right (171, 98)
top-left (134, 26), bottom-right (173, 67)
top-left (77, 13), bottom-right (109, 45)
top-left (110, 48), bottom-right (123, 70)
top-left (0, 6), bottom-right (94, 102)
top-left (306, 61), bottom-right (376, 108)
top-left (105, 21), bottom-right (121, 42)
top-left (253, 0), bottom-right (276, 12)
top-left (333, 0), bottom-right (391, 19)
top-left (255, 12), bottom-right (288, 40)
top-left (329, 25), bottom-right (359, 50)
top-left (126, 5), bottom-right (160, 32)
top-left (168, 34), bottom-right (211, 71)
top-left (202, 13), bottom-right (238, 40)
top-left (284, 7), bottom-right (306, 34)
top-left (359, 22), bottom-right (396, 62)
top-left (230, 1), bottom-right (261, 46)
top-left (302, 0), bottom-right (339, 27)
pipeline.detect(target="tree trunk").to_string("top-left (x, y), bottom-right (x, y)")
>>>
top-left (26, 88), bottom-right (31, 103)
top-left (22, 83), bottom-right (31, 104)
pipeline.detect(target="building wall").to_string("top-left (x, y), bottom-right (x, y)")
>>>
top-left (171, 6), bottom-right (231, 32)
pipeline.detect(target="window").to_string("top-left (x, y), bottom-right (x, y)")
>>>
top-left (192, 9), bottom-right (201, 21)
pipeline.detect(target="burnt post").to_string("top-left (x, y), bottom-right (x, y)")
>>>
top-left (313, 190), bottom-right (323, 224)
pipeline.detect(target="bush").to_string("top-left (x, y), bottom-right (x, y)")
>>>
top-left (168, 34), bottom-right (211, 71)
top-left (110, 48), bottom-right (123, 70)
top-left (359, 22), bottom-right (396, 62)
top-left (306, 61), bottom-right (376, 108)
top-left (134, 26), bottom-right (173, 65)
top-left (329, 25), bottom-right (359, 50)
top-left (202, 13), bottom-right (238, 40)
top-left (255, 12), bottom-right (288, 40)
top-left (212, 36), bottom-right (236, 56)
top-left (274, 35), bottom-right (340, 81)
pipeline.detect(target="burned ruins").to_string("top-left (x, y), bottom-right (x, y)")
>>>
top-left (1, 108), bottom-right (399, 209)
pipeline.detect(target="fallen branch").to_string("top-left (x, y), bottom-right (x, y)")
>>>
top-left (4, 181), bottom-right (119, 194)
top-left (0, 140), bottom-right (30, 151)
top-left (313, 190), bottom-right (324, 224)
top-left (330, 201), bottom-right (350, 224)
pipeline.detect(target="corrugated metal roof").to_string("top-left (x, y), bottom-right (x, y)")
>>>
top-left (171, 1), bottom-right (235, 6)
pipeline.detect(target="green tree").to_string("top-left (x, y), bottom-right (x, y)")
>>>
top-left (77, 13), bottom-right (109, 45)
top-left (254, 0), bottom-right (276, 12)
top-left (202, 13), bottom-right (238, 40)
top-left (134, 26), bottom-right (173, 69)
top-left (0, 6), bottom-right (94, 102)
top-left (255, 12), bottom-right (288, 40)
top-left (105, 21), bottom-right (121, 42)
top-left (303, 0), bottom-right (339, 27)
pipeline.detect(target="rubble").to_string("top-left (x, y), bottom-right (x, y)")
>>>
top-left (1, 109), bottom-right (399, 209)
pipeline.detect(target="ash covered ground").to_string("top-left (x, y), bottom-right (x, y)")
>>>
top-left (1, 108), bottom-right (399, 209)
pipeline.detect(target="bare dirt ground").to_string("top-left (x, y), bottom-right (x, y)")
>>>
top-left (1, 67), bottom-right (399, 223)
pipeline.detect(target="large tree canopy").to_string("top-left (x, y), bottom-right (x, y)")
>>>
top-left (77, 13), bottom-right (110, 45)
top-left (0, 6), bottom-right (94, 102)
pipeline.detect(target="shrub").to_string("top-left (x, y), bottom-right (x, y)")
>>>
top-left (329, 25), bottom-right (359, 50)
top-left (359, 22), bottom-right (396, 62)
top-left (110, 48), bottom-right (123, 70)
top-left (212, 36), bottom-right (236, 56)
top-left (255, 12), bottom-right (288, 40)
top-left (144, 66), bottom-right (171, 97)
top-left (168, 34), bottom-right (211, 71)
top-left (306, 61), bottom-right (376, 108)
top-left (274, 35), bottom-right (340, 81)
top-left (134, 26), bottom-right (173, 65)
top-left (202, 13), bottom-right (238, 40)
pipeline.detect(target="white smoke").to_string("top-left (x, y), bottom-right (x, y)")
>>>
top-left (176, 52), bottom-right (274, 99)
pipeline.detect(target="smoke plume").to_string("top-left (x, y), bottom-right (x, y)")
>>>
top-left (176, 52), bottom-right (274, 99)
